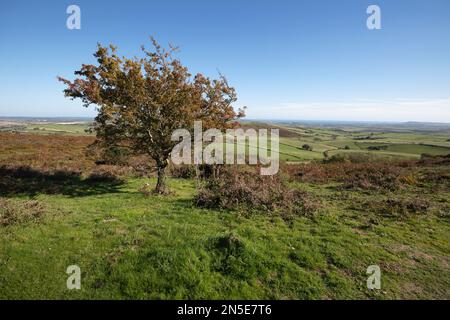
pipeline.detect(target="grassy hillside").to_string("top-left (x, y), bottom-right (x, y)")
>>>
top-left (0, 123), bottom-right (449, 299)
top-left (1, 175), bottom-right (449, 299)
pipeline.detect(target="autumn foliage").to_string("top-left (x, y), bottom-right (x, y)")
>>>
top-left (59, 38), bottom-right (244, 193)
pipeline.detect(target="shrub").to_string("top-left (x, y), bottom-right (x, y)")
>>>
top-left (324, 153), bottom-right (380, 164)
top-left (357, 197), bottom-right (430, 219)
top-left (99, 146), bottom-right (132, 165)
top-left (340, 165), bottom-right (406, 191)
top-left (126, 155), bottom-right (156, 177)
top-left (195, 167), bottom-right (320, 219)
top-left (103, 146), bottom-right (127, 164)
top-left (368, 145), bottom-right (388, 151)
top-left (419, 154), bottom-right (450, 166)
top-left (418, 168), bottom-right (450, 189)
top-left (0, 198), bottom-right (45, 226)
top-left (169, 164), bottom-right (223, 179)
top-left (169, 164), bottom-right (197, 179)
top-left (284, 160), bottom-right (414, 191)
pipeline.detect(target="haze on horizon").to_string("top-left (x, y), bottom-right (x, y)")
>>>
top-left (0, 0), bottom-right (449, 123)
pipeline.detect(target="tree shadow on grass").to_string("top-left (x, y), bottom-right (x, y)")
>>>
top-left (0, 166), bottom-right (124, 198)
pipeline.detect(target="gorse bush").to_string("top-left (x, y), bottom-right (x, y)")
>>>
top-left (195, 167), bottom-right (319, 220)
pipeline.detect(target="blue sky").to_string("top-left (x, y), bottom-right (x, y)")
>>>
top-left (0, 0), bottom-right (449, 122)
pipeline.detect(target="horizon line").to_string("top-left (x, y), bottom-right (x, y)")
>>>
top-left (1, 115), bottom-right (450, 125)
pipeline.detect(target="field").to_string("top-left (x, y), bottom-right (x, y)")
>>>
top-left (239, 121), bottom-right (450, 162)
top-left (0, 119), bottom-right (449, 299)
top-left (0, 120), bottom-right (92, 136)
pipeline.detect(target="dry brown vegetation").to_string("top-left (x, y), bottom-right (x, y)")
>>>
top-left (282, 156), bottom-right (450, 191)
top-left (350, 197), bottom-right (431, 220)
top-left (0, 132), bottom-right (155, 197)
top-left (0, 132), bottom-right (154, 178)
top-left (195, 166), bottom-right (320, 220)
top-left (0, 198), bottom-right (45, 226)
top-left (0, 132), bottom-right (96, 172)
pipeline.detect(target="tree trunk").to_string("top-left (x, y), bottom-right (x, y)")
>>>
top-left (155, 161), bottom-right (168, 194)
top-left (194, 164), bottom-right (200, 188)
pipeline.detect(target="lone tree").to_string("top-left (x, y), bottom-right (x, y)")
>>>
top-left (59, 38), bottom-right (244, 194)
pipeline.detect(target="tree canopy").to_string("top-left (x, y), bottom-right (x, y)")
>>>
top-left (59, 38), bottom-right (245, 193)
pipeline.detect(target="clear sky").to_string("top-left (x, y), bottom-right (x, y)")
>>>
top-left (0, 0), bottom-right (449, 122)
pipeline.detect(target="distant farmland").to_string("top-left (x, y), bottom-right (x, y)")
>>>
top-left (2, 119), bottom-right (448, 162)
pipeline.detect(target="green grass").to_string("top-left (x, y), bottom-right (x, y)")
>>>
top-left (353, 142), bottom-right (450, 155)
top-left (1, 177), bottom-right (448, 299)
top-left (25, 123), bottom-right (93, 135)
top-left (381, 144), bottom-right (449, 156)
top-left (0, 123), bottom-right (93, 135)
